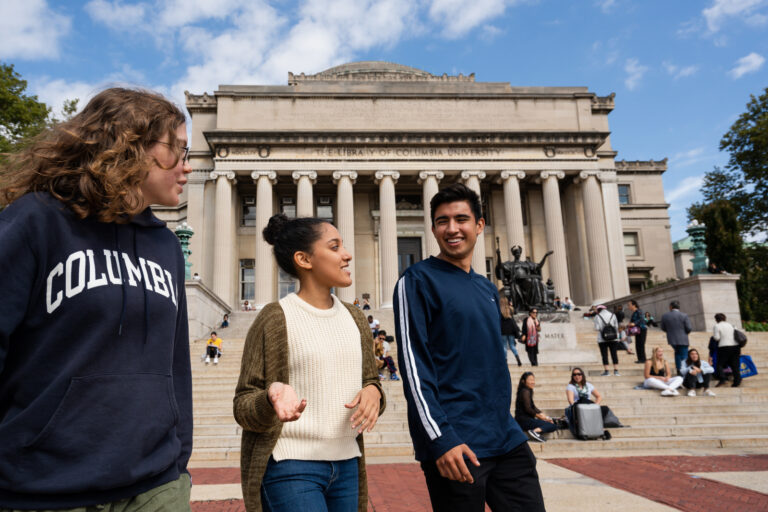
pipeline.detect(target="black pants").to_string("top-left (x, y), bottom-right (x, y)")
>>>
top-left (206, 346), bottom-right (220, 357)
top-left (599, 342), bottom-right (619, 365)
top-left (635, 329), bottom-right (647, 362)
top-left (525, 346), bottom-right (538, 366)
top-left (683, 372), bottom-right (711, 389)
top-left (717, 345), bottom-right (742, 386)
top-left (421, 443), bottom-right (546, 512)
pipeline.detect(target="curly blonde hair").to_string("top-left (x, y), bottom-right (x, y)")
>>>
top-left (0, 87), bottom-right (186, 223)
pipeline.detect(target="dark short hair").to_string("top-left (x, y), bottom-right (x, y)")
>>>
top-left (630, 299), bottom-right (639, 308)
top-left (263, 214), bottom-right (330, 277)
top-left (429, 183), bottom-right (482, 226)
top-left (715, 313), bottom-right (726, 322)
top-left (670, 300), bottom-right (680, 310)
top-left (378, 330), bottom-right (387, 337)
top-left (211, 331), bottom-right (217, 336)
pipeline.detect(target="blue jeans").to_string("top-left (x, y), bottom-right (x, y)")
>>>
top-left (672, 345), bottom-right (689, 375)
top-left (261, 457), bottom-right (359, 512)
top-left (502, 335), bottom-right (519, 357)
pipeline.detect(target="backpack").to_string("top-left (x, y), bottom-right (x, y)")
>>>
top-left (597, 312), bottom-right (618, 342)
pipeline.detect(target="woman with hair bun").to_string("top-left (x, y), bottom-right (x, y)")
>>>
top-left (0, 88), bottom-right (193, 508)
top-left (234, 214), bottom-right (385, 512)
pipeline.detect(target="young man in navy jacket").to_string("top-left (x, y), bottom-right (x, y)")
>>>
top-left (394, 184), bottom-right (546, 511)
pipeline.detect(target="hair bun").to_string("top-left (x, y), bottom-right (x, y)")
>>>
top-left (262, 214), bottom-right (289, 245)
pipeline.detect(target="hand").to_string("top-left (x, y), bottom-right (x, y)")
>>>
top-left (436, 444), bottom-right (480, 483)
top-left (268, 382), bottom-right (307, 422)
top-left (346, 385), bottom-right (381, 433)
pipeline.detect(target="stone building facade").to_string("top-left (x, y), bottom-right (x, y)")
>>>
top-left (170, 61), bottom-right (676, 309)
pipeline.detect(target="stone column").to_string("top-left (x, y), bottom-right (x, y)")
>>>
top-left (418, 171), bottom-right (444, 257)
top-left (500, 170), bottom-right (527, 259)
top-left (599, 171), bottom-right (630, 298)
top-left (375, 171), bottom-right (400, 309)
top-left (461, 171), bottom-right (487, 275)
top-left (539, 171), bottom-right (571, 299)
top-left (209, 171), bottom-right (236, 305)
top-left (579, 171), bottom-right (613, 302)
top-left (252, 171), bottom-right (278, 308)
top-left (333, 171), bottom-right (358, 303)
top-left (293, 170), bottom-right (317, 218)
top-left (185, 170), bottom-right (210, 280)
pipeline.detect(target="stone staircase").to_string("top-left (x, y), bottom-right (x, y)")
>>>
top-left (189, 310), bottom-right (768, 466)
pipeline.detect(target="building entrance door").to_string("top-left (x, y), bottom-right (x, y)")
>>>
top-left (398, 237), bottom-right (422, 275)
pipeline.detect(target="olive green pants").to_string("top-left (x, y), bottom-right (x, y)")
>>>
top-left (1, 473), bottom-right (190, 512)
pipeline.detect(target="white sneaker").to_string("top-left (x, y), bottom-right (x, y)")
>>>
top-left (661, 389), bottom-right (674, 396)
top-left (670, 389), bottom-right (680, 396)
top-left (687, 389), bottom-right (696, 397)
top-left (213, 357), bottom-right (219, 365)
top-left (204, 356), bottom-right (211, 364)
top-left (704, 389), bottom-right (716, 396)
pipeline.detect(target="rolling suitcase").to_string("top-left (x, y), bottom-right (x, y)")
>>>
top-left (575, 403), bottom-right (605, 440)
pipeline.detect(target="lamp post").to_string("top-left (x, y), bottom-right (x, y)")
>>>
top-left (174, 221), bottom-right (194, 280)
top-left (687, 220), bottom-right (707, 276)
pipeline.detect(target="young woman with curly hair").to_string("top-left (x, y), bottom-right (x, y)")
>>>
top-left (0, 88), bottom-right (193, 510)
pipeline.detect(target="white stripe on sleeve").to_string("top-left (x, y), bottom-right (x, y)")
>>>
top-left (397, 277), bottom-right (441, 440)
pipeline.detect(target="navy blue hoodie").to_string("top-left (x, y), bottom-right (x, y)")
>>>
top-left (0, 193), bottom-right (192, 508)
top-left (393, 257), bottom-right (527, 462)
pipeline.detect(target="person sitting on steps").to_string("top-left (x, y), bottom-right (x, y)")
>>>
top-left (681, 348), bottom-right (715, 397)
top-left (374, 330), bottom-right (400, 381)
top-left (205, 331), bottom-right (223, 365)
top-left (643, 346), bottom-right (684, 396)
top-left (514, 372), bottom-right (557, 443)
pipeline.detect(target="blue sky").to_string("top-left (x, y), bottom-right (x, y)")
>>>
top-left (1, 0), bottom-right (766, 241)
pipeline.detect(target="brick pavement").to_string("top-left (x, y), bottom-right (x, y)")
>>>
top-left (190, 455), bottom-right (768, 512)
top-left (550, 455), bottom-right (768, 512)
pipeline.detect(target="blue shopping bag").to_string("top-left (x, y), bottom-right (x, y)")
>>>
top-left (740, 355), bottom-right (758, 378)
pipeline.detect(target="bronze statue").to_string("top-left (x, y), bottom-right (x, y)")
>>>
top-left (495, 238), bottom-right (556, 311)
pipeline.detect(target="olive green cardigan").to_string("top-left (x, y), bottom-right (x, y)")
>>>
top-left (233, 300), bottom-right (386, 512)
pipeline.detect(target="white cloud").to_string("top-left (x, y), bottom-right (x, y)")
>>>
top-left (729, 52), bottom-right (765, 78)
top-left (171, 0), bottom-right (421, 101)
top-left (702, 0), bottom-right (767, 32)
top-left (669, 147), bottom-right (711, 168)
top-left (596, 0), bottom-right (617, 13)
top-left (0, 0), bottom-right (71, 60)
top-left (624, 58), bottom-right (648, 90)
top-left (33, 79), bottom-right (101, 118)
top-left (666, 175), bottom-right (704, 204)
top-left (84, 0), bottom-right (149, 31)
top-left (663, 61), bottom-right (699, 79)
top-left (429, 0), bottom-right (514, 39)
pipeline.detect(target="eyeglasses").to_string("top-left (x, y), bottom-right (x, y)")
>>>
top-left (153, 140), bottom-right (190, 163)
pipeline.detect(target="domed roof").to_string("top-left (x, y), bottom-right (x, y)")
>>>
top-left (288, 61), bottom-right (474, 83)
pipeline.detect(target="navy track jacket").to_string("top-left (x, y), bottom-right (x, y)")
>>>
top-left (0, 193), bottom-right (192, 508)
top-left (393, 257), bottom-right (528, 462)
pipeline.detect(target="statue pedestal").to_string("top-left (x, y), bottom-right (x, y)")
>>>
top-left (513, 312), bottom-right (600, 364)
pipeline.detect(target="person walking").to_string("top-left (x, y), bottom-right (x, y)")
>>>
top-left (594, 305), bottom-right (620, 376)
top-left (234, 214), bottom-right (385, 512)
top-left (713, 313), bottom-right (742, 388)
top-left (628, 299), bottom-right (648, 363)
top-left (0, 88), bottom-right (193, 509)
top-left (499, 294), bottom-right (523, 366)
top-left (660, 300), bottom-right (692, 375)
top-left (521, 308), bottom-right (542, 366)
top-left (394, 184), bottom-right (545, 512)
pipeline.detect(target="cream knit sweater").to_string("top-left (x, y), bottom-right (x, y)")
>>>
top-left (272, 293), bottom-right (363, 462)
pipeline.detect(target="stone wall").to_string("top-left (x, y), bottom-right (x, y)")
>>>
top-left (604, 274), bottom-right (742, 332)
top-left (186, 281), bottom-right (232, 341)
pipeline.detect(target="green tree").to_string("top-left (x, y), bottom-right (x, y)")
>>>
top-left (688, 87), bottom-right (768, 322)
top-left (717, 87), bottom-right (768, 236)
top-left (0, 62), bottom-right (51, 160)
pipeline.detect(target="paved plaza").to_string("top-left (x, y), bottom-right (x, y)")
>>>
top-left (188, 453), bottom-right (768, 512)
